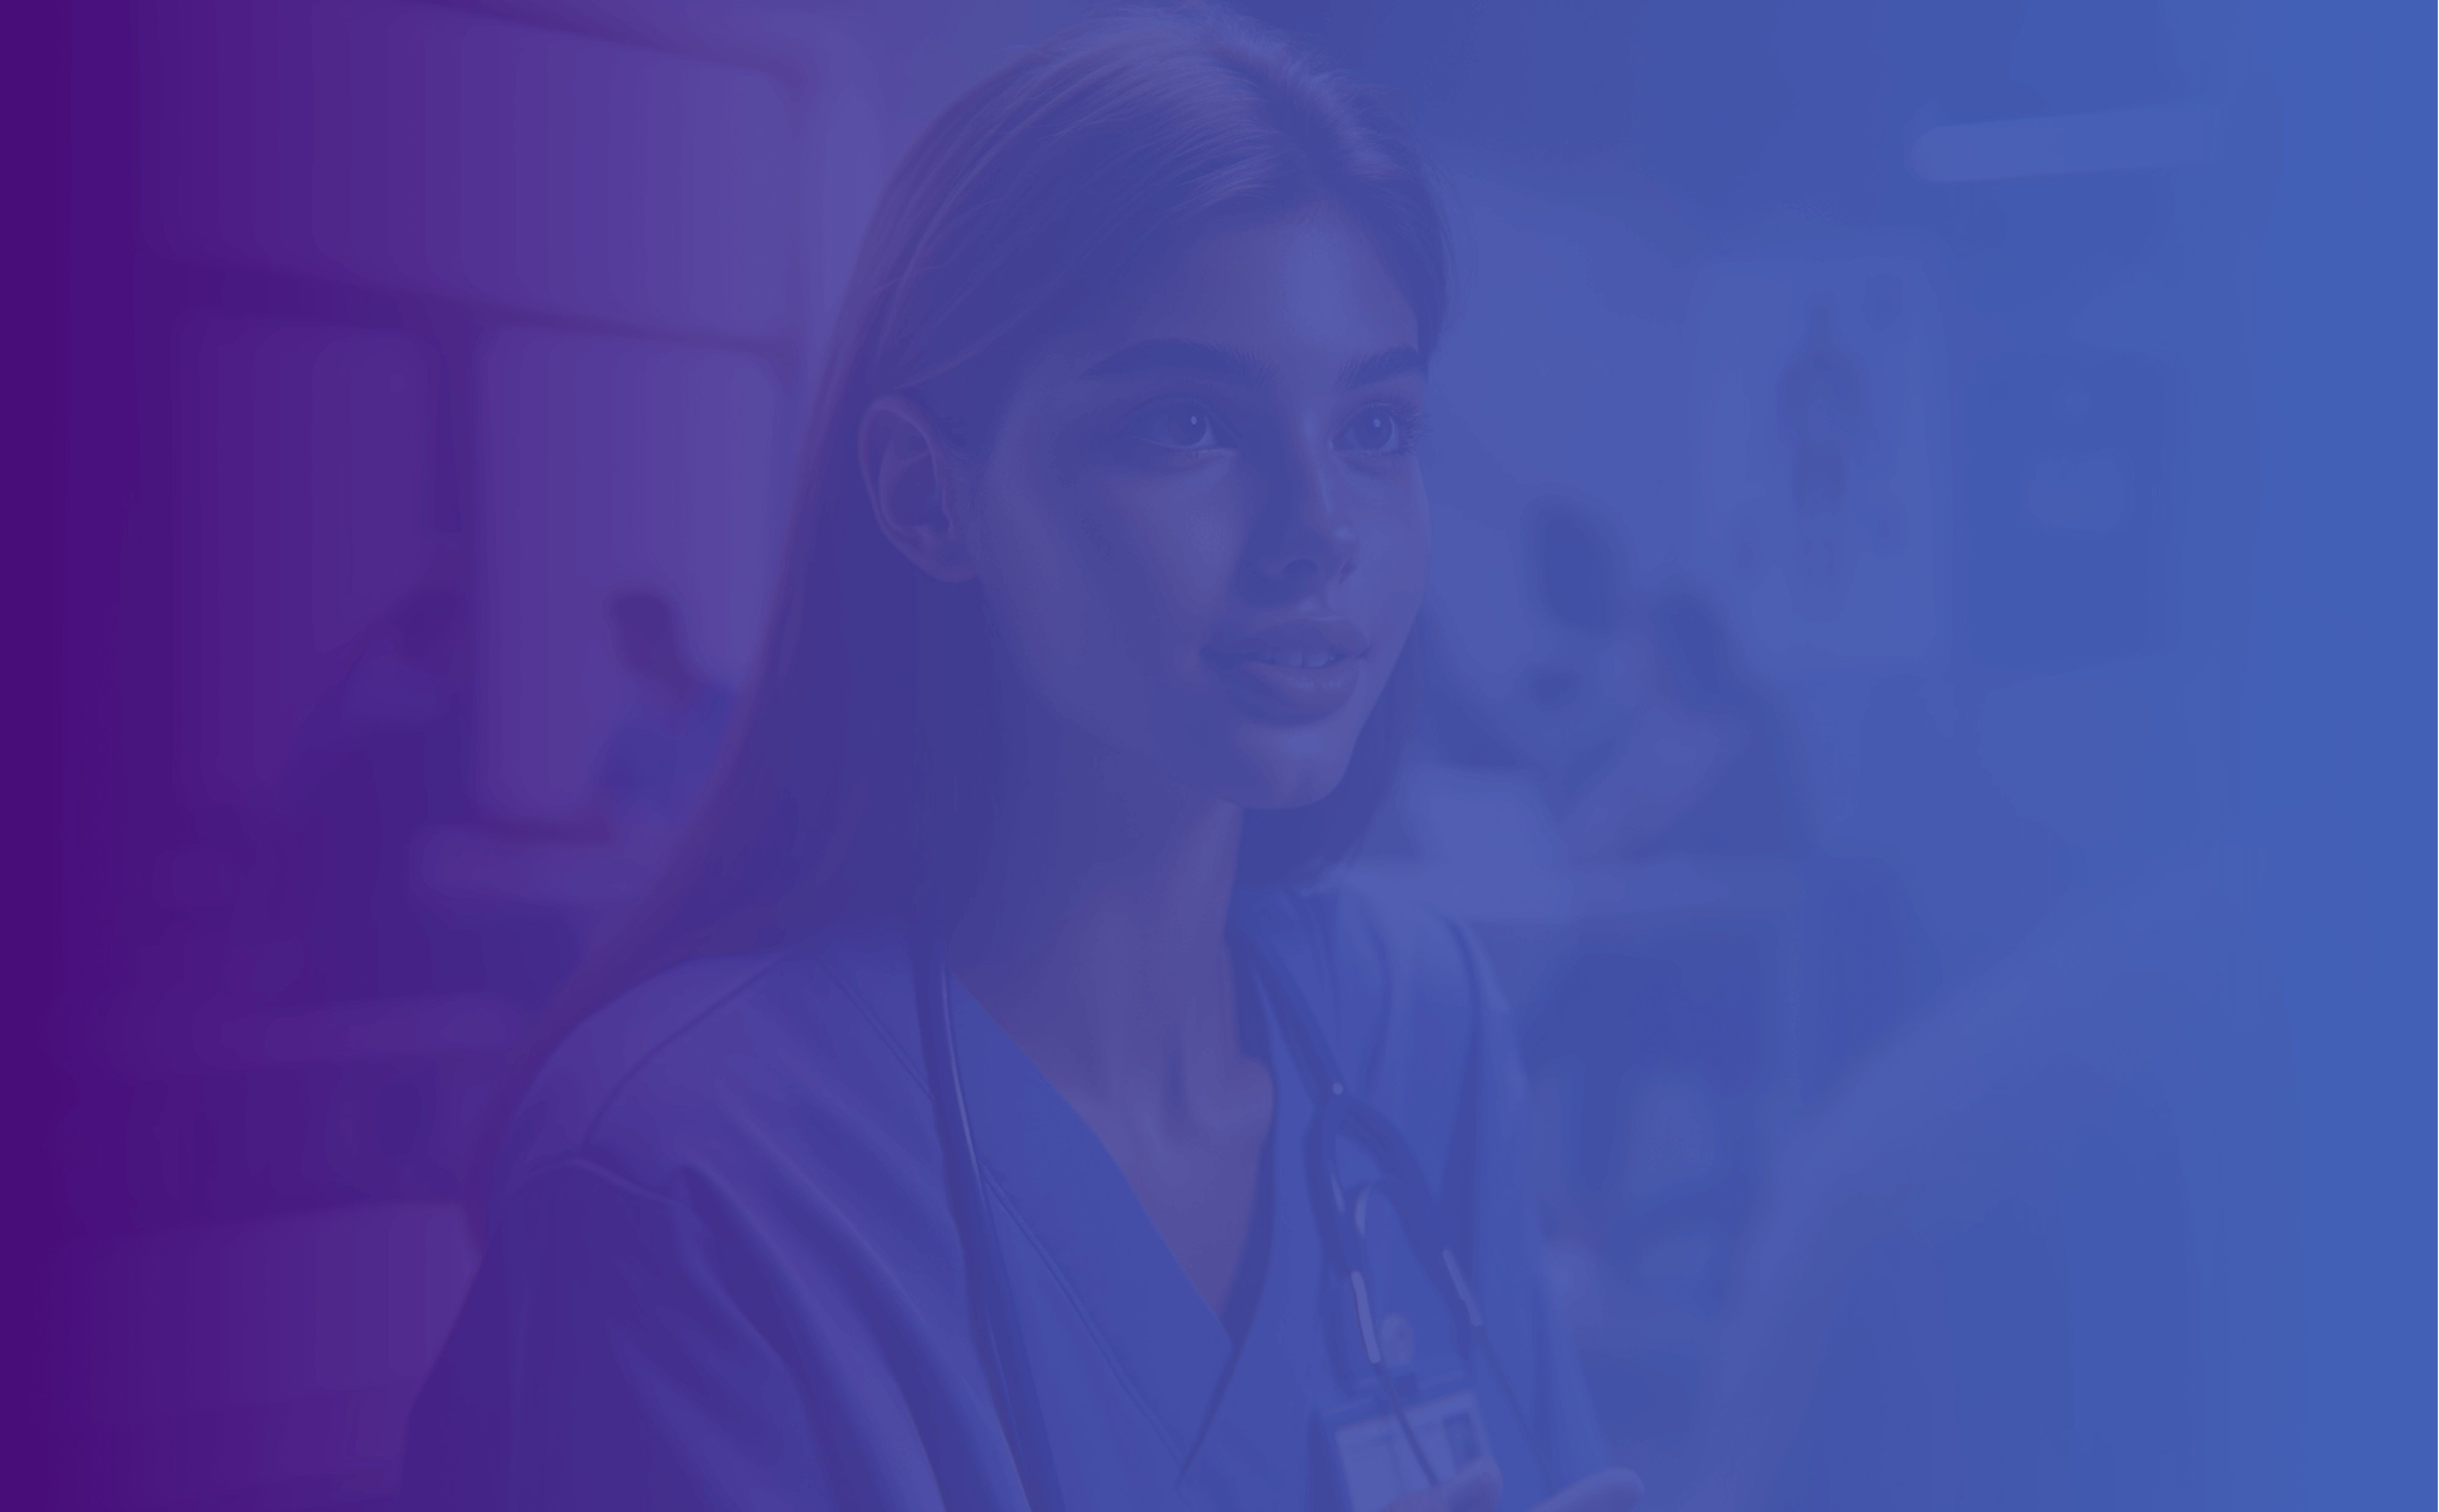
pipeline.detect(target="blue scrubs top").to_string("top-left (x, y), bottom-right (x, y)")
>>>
top-left (403, 882), bottom-right (1609, 1509)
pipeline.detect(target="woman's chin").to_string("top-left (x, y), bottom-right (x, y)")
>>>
top-left (1209, 738), bottom-right (1362, 814)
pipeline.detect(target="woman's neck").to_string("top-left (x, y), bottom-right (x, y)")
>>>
top-left (947, 702), bottom-right (1278, 1321)
top-left (948, 722), bottom-right (1248, 1121)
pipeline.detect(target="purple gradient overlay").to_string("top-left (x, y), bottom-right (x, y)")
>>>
top-left (16, 1), bottom-right (2429, 1508)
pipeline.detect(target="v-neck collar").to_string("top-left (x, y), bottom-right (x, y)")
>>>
top-left (1176, 896), bottom-right (1356, 1497)
top-left (1174, 971), bottom-right (1333, 1498)
top-left (941, 962), bottom-right (1260, 1464)
top-left (824, 906), bottom-right (1342, 1501)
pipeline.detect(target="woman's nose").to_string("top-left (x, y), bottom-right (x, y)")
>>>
top-left (1246, 444), bottom-right (1359, 595)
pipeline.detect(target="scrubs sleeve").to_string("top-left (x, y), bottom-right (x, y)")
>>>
top-left (1450, 921), bottom-right (1614, 1490)
top-left (407, 1157), bottom-right (915, 1512)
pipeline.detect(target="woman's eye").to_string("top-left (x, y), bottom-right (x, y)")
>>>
top-left (1337, 405), bottom-right (1414, 455)
top-left (1122, 401), bottom-right (1229, 451)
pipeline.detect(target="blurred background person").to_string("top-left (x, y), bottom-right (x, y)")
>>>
top-left (1562, 592), bottom-right (1807, 867)
top-left (1677, 849), bottom-right (2278, 1512)
top-left (593, 588), bottom-right (736, 838)
top-left (483, 588), bottom-right (737, 847)
top-left (1381, 490), bottom-right (1922, 1488)
top-left (401, 586), bottom-right (739, 1016)
top-left (240, 579), bottom-right (480, 1007)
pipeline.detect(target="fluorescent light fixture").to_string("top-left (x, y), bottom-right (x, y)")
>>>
top-left (1910, 105), bottom-right (2221, 183)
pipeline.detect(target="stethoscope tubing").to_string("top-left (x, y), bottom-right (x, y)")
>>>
top-left (1246, 941), bottom-right (1560, 1494)
top-left (913, 933), bottom-right (1069, 1512)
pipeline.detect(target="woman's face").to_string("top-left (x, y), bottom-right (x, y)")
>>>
top-left (953, 211), bottom-right (1433, 811)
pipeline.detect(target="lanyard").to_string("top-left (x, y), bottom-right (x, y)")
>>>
top-left (1237, 935), bottom-right (1560, 1495)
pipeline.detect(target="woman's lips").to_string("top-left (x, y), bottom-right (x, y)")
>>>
top-left (1204, 621), bottom-right (1370, 723)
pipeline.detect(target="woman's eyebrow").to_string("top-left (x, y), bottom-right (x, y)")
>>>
top-left (1340, 346), bottom-right (1427, 389)
top-left (1080, 338), bottom-right (1270, 385)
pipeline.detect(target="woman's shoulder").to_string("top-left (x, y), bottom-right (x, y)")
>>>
top-left (495, 922), bottom-right (931, 1205)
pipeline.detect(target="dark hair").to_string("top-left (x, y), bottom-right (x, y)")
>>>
top-left (495, 5), bottom-right (1450, 1147)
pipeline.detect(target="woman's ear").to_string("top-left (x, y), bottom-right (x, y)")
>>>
top-left (860, 395), bottom-right (979, 583)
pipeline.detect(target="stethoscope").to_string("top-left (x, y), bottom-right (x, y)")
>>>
top-left (912, 927), bottom-right (1556, 1511)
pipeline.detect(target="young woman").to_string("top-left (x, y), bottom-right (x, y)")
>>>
top-left (405, 10), bottom-right (1640, 1510)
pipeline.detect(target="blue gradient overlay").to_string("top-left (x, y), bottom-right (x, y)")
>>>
top-left (13, 1), bottom-right (2429, 1508)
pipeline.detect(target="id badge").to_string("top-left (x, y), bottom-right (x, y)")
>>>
top-left (1317, 1370), bottom-right (1493, 1512)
